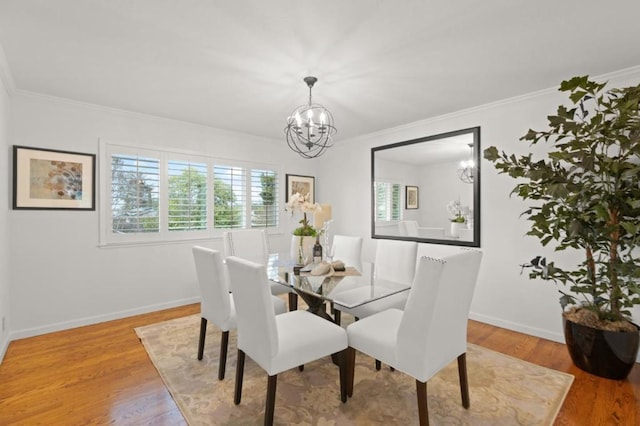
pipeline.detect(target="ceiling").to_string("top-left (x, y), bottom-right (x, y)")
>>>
top-left (1, 0), bottom-right (639, 143)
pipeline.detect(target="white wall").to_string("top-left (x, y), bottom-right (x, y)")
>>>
top-left (318, 67), bottom-right (640, 351)
top-left (0, 59), bottom-right (11, 361)
top-left (4, 64), bottom-right (640, 364)
top-left (7, 92), bottom-right (318, 340)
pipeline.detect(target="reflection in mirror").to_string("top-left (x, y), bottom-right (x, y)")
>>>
top-left (371, 127), bottom-right (480, 247)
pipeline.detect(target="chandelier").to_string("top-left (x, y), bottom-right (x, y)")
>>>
top-left (284, 76), bottom-right (337, 159)
top-left (457, 143), bottom-right (475, 184)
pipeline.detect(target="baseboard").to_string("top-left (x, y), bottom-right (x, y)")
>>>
top-left (8, 297), bottom-right (200, 341)
top-left (469, 311), bottom-right (565, 344)
top-left (0, 333), bottom-right (9, 365)
top-left (469, 311), bottom-right (640, 363)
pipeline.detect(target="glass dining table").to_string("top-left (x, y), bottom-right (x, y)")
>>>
top-left (267, 253), bottom-right (410, 323)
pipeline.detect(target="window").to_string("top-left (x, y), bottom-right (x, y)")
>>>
top-left (111, 152), bottom-right (160, 233)
top-left (374, 181), bottom-right (402, 221)
top-left (168, 160), bottom-right (207, 231)
top-left (251, 169), bottom-right (278, 228)
top-left (101, 142), bottom-right (280, 245)
top-left (213, 164), bottom-right (246, 229)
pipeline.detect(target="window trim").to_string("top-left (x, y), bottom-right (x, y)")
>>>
top-left (99, 139), bottom-right (283, 247)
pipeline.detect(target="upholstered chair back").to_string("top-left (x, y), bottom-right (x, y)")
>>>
top-left (222, 229), bottom-right (270, 265)
top-left (400, 220), bottom-right (419, 236)
top-left (226, 256), bottom-right (279, 367)
top-left (192, 246), bottom-right (235, 330)
top-left (374, 239), bottom-right (418, 285)
top-left (397, 249), bottom-right (483, 382)
top-left (331, 234), bottom-right (363, 268)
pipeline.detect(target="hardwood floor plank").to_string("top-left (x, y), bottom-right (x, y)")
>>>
top-left (0, 306), bottom-right (638, 425)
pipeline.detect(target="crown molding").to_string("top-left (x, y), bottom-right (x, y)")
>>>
top-left (0, 41), bottom-right (16, 96)
top-left (14, 89), bottom-right (283, 144)
top-left (340, 64), bottom-right (640, 147)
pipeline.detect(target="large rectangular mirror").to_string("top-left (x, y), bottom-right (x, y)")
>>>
top-left (371, 126), bottom-right (480, 247)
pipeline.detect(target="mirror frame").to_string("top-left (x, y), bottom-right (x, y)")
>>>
top-left (371, 126), bottom-right (481, 247)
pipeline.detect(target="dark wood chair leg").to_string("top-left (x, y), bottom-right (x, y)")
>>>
top-left (346, 347), bottom-right (356, 397)
top-left (218, 330), bottom-right (229, 380)
top-left (334, 309), bottom-right (341, 325)
top-left (265, 375), bottom-right (278, 426)
top-left (197, 317), bottom-right (207, 360)
top-left (416, 380), bottom-right (429, 426)
top-left (234, 349), bottom-right (245, 405)
top-left (375, 359), bottom-right (381, 370)
top-left (288, 292), bottom-right (298, 311)
top-left (298, 365), bottom-right (304, 371)
top-left (338, 349), bottom-right (348, 403)
top-left (457, 353), bottom-right (470, 409)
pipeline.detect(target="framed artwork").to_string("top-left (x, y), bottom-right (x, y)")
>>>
top-left (286, 174), bottom-right (315, 203)
top-left (406, 185), bottom-right (419, 209)
top-left (13, 145), bottom-right (96, 210)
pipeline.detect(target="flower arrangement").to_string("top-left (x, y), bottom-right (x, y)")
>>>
top-left (446, 199), bottom-right (469, 223)
top-left (285, 192), bottom-right (321, 237)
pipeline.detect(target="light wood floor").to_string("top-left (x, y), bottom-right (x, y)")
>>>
top-left (0, 303), bottom-right (638, 425)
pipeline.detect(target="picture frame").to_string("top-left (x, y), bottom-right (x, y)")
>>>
top-left (405, 185), bottom-right (419, 209)
top-left (286, 174), bottom-right (315, 203)
top-left (13, 145), bottom-right (96, 210)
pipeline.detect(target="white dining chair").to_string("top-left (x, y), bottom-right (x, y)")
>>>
top-left (222, 229), bottom-right (298, 310)
top-left (331, 234), bottom-right (363, 269)
top-left (401, 221), bottom-right (445, 239)
top-left (399, 220), bottom-right (419, 236)
top-left (334, 239), bottom-right (418, 325)
top-left (226, 256), bottom-right (349, 426)
top-left (192, 246), bottom-right (286, 380)
top-left (345, 250), bottom-right (483, 426)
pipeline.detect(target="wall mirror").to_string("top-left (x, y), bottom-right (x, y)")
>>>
top-left (371, 126), bottom-right (481, 247)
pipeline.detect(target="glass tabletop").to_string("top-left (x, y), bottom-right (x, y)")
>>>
top-left (267, 253), bottom-right (410, 309)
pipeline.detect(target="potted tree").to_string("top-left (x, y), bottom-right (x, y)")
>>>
top-left (484, 76), bottom-right (640, 379)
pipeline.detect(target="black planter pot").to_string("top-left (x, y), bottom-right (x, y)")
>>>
top-left (563, 317), bottom-right (640, 380)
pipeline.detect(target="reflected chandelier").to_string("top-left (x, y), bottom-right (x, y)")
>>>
top-left (284, 76), bottom-right (336, 159)
top-left (457, 143), bottom-right (475, 184)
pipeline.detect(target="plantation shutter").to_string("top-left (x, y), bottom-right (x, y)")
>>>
top-left (250, 169), bottom-right (278, 228)
top-left (111, 153), bottom-right (160, 233)
top-left (213, 164), bottom-right (246, 229)
top-left (167, 160), bottom-right (208, 231)
top-left (374, 181), bottom-right (402, 221)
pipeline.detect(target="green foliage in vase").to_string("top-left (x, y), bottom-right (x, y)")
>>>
top-left (484, 76), bottom-right (640, 323)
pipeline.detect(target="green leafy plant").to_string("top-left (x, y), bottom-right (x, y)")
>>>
top-left (484, 76), bottom-right (640, 329)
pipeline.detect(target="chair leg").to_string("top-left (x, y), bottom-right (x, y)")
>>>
top-left (457, 353), bottom-right (470, 409)
top-left (197, 317), bottom-right (207, 360)
top-left (375, 359), bottom-right (381, 370)
top-left (218, 330), bottom-right (229, 380)
top-left (234, 349), bottom-right (245, 405)
top-left (346, 347), bottom-right (356, 398)
top-left (334, 309), bottom-right (341, 325)
top-left (265, 375), bottom-right (278, 426)
top-left (416, 380), bottom-right (429, 426)
top-left (288, 292), bottom-right (298, 311)
top-left (338, 349), bottom-right (348, 403)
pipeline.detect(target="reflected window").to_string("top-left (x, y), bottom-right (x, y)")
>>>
top-left (374, 181), bottom-right (402, 221)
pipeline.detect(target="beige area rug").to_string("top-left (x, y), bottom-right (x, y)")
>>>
top-left (135, 315), bottom-right (574, 425)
